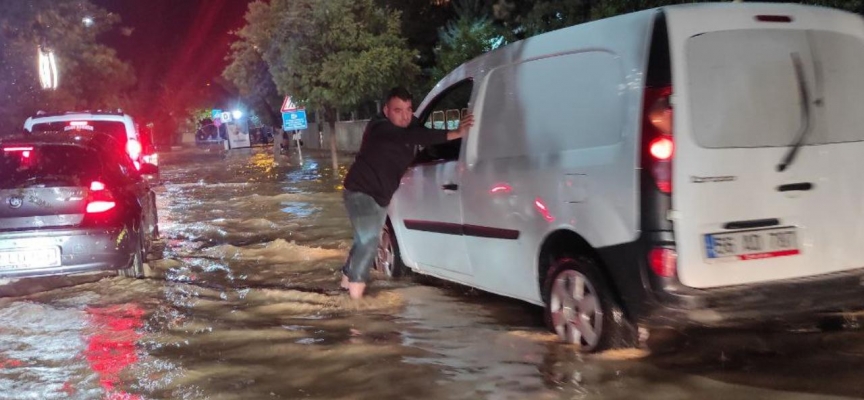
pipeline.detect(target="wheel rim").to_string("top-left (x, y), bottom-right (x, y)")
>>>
top-left (549, 270), bottom-right (603, 349)
top-left (375, 227), bottom-right (395, 277)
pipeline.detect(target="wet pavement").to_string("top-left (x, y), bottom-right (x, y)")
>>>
top-left (1, 146), bottom-right (864, 399)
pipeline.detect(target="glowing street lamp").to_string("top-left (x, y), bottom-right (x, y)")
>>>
top-left (38, 47), bottom-right (58, 90)
top-left (232, 110), bottom-right (243, 120)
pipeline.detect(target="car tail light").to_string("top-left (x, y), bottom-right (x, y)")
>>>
top-left (649, 247), bottom-right (677, 277)
top-left (126, 140), bottom-right (142, 160)
top-left (86, 181), bottom-right (116, 214)
top-left (3, 146), bottom-right (35, 165)
top-left (643, 86), bottom-right (673, 193)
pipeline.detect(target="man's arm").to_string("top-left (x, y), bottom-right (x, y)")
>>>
top-left (377, 114), bottom-right (474, 145)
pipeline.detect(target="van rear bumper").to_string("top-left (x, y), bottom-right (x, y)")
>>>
top-left (640, 268), bottom-right (864, 327)
top-left (599, 234), bottom-right (864, 328)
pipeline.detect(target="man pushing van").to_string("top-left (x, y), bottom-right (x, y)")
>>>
top-left (340, 87), bottom-right (473, 299)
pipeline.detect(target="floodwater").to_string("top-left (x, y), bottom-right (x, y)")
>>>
top-left (1, 146), bottom-right (863, 399)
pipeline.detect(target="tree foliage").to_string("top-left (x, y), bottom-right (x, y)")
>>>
top-left (430, 0), bottom-right (507, 87)
top-left (225, 0), bottom-right (419, 172)
top-left (0, 0), bottom-right (135, 131)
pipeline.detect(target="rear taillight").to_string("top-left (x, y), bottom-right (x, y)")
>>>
top-left (649, 247), bottom-right (677, 277)
top-left (86, 181), bottom-right (116, 214)
top-left (126, 140), bottom-right (142, 160)
top-left (643, 86), bottom-right (673, 194)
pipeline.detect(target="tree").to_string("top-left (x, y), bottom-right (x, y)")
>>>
top-left (0, 0), bottom-right (135, 131)
top-left (430, 0), bottom-right (507, 87)
top-left (228, 0), bottom-right (419, 174)
top-left (375, 0), bottom-right (455, 93)
top-left (223, 11), bottom-right (283, 129)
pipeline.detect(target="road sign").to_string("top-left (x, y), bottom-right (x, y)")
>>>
top-left (281, 96), bottom-right (301, 112)
top-left (282, 110), bottom-right (308, 131)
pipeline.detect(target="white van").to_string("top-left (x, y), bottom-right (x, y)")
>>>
top-left (378, 3), bottom-right (864, 351)
top-left (23, 111), bottom-right (158, 177)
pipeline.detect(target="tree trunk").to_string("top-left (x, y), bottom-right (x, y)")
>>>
top-left (324, 106), bottom-right (339, 178)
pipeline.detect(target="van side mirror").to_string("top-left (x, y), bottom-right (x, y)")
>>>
top-left (140, 163), bottom-right (159, 175)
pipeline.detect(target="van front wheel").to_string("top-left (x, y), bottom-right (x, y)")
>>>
top-left (375, 222), bottom-right (408, 278)
top-left (543, 257), bottom-right (635, 352)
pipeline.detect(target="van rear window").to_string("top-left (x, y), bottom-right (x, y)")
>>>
top-left (0, 145), bottom-right (101, 188)
top-left (30, 121), bottom-right (128, 145)
top-left (687, 29), bottom-right (864, 148)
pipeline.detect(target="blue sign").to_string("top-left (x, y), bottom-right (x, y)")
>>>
top-left (282, 110), bottom-right (308, 131)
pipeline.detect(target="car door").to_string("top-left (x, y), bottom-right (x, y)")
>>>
top-left (390, 80), bottom-right (474, 278)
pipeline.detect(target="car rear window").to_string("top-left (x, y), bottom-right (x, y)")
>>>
top-left (30, 121), bottom-right (128, 145)
top-left (0, 145), bottom-right (102, 188)
top-left (687, 29), bottom-right (864, 148)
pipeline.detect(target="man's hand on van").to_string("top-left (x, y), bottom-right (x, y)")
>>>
top-left (447, 113), bottom-right (474, 141)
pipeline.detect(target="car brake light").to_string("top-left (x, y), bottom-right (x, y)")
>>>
top-left (70, 121), bottom-right (88, 126)
top-left (126, 140), bottom-right (142, 159)
top-left (643, 86), bottom-right (673, 193)
top-left (3, 147), bottom-right (34, 152)
top-left (649, 247), bottom-right (677, 277)
top-left (86, 181), bottom-right (116, 214)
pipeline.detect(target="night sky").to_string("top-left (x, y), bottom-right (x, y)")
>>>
top-left (91, 0), bottom-right (254, 108)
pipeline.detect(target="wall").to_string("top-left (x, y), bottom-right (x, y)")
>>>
top-left (296, 120), bottom-right (369, 153)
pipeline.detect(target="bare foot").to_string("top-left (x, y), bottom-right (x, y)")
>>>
top-left (348, 282), bottom-right (366, 300)
top-left (340, 275), bottom-right (349, 290)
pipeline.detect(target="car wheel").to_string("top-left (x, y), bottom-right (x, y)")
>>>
top-left (375, 222), bottom-right (408, 278)
top-left (119, 226), bottom-right (146, 279)
top-left (543, 256), bottom-right (636, 352)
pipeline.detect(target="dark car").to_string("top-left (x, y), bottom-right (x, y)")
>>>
top-left (0, 133), bottom-right (158, 279)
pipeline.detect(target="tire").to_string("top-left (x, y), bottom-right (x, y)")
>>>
top-left (374, 221), bottom-right (409, 279)
top-left (543, 256), bottom-right (636, 352)
top-left (119, 226), bottom-right (146, 279)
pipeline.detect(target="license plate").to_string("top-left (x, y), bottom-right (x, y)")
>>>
top-left (704, 227), bottom-right (800, 261)
top-left (0, 247), bottom-right (62, 270)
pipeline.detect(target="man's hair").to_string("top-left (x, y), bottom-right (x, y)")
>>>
top-left (385, 87), bottom-right (413, 104)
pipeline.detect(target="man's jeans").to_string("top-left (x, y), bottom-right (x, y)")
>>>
top-left (342, 190), bottom-right (388, 283)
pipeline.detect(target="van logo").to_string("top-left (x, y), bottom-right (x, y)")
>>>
top-left (8, 196), bottom-right (23, 209)
top-left (691, 176), bottom-right (737, 183)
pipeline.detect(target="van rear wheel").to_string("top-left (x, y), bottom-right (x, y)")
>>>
top-left (543, 257), bottom-right (636, 352)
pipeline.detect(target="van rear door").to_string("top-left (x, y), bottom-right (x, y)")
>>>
top-left (666, 4), bottom-right (864, 288)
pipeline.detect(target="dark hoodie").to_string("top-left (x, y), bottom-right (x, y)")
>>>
top-left (343, 114), bottom-right (448, 207)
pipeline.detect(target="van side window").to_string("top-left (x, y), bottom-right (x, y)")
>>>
top-left (415, 80), bottom-right (473, 164)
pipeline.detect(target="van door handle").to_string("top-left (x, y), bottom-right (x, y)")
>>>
top-left (442, 183), bottom-right (459, 191)
top-left (778, 182), bottom-right (813, 192)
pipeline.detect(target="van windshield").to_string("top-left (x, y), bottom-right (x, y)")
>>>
top-left (686, 29), bottom-right (864, 148)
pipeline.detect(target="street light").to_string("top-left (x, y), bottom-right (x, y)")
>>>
top-left (38, 47), bottom-right (58, 90)
top-left (82, 17), bottom-right (94, 27)
top-left (232, 110), bottom-right (243, 120)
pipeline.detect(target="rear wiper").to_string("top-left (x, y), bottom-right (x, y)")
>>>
top-left (777, 52), bottom-right (812, 172)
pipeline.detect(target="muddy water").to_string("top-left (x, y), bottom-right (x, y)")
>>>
top-left (1, 147), bottom-right (863, 399)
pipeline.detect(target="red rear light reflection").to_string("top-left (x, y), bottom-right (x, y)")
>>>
top-left (649, 247), bottom-right (677, 277)
top-left (90, 181), bottom-right (106, 191)
top-left (86, 201), bottom-right (116, 213)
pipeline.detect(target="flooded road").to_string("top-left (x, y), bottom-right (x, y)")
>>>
top-left (1, 146), bottom-right (864, 399)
